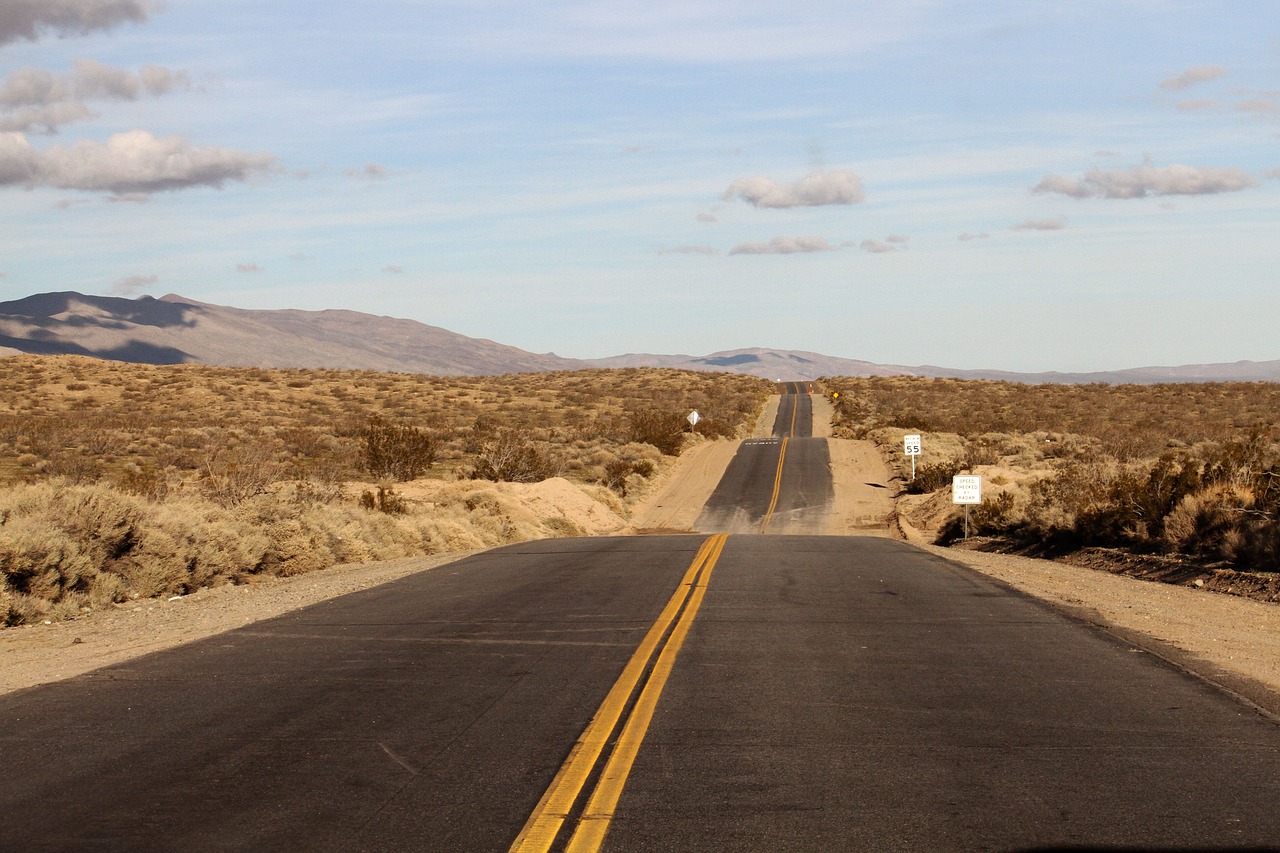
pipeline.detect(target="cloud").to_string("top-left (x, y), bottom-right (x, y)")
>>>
top-left (722, 170), bottom-right (864, 208)
top-left (235, 263), bottom-right (261, 273)
top-left (1033, 164), bottom-right (1255, 199)
top-left (729, 236), bottom-right (837, 255)
top-left (696, 212), bottom-right (717, 223)
top-left (886, 234), bottom-right (909, 244)
top-left (383, 265), bottom-right (405, 273)
top-left (0, 0), bottom-right (152, 46)
top-left (1264, 168), bottom-right (1280, 180)
top-left (72, 59), bottom-right (189, 100)
top-left (0, 61), bottom-right (190, 134)
top-left (345, 162), bottom-right (388, 180)
top-left (658, 244), bottom-right (718, 256)
top-left (1176, 99), bottom-right (1218, 111)
top-left (0, 130), bottom-right (278, 193)
top-left (860, 239), bottom-right (900, 253)
top-left (0, 101), bottom-right (94, 134)
top-left (106, 191), bottom-right (150, 203)
top-left (1159, 65), bottom-right (1227, 91)
top-left (1237, 96), bottom-right (1280, 115)
top-left (957, 232), bottom-right (989, 241)
top-left (1012, 217), bottom-right (1067, 231)
top-left (111, 273), bottom-right (155, 295)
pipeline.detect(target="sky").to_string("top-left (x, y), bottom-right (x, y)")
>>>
top-left (1, 0), bottom-right (1277, 373)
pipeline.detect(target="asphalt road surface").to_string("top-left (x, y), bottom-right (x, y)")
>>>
top-left (694, 382), bottom-right (833, 534)
top-left (5, 536), bottom-right (1280, 851)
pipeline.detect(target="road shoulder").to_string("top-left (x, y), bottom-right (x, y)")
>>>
top-left (921, 542), bottom-right (1280, 714)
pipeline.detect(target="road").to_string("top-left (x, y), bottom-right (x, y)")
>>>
top-left (4, 535), bottom-right (1280, 851)
top-left (694, 381), bottom-right (833, 534)
top-left (5, 384), bottom-right (1280, 850)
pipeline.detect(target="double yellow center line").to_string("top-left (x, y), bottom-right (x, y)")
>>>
top-left (759, 388), bottom-right (802, 533)
top-left (509, 533), bottom-right (729, 853)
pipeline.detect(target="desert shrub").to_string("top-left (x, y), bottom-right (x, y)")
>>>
top-left (198, 442), bottom-right (287, 507)
top-left (359, 416), bottom-right (439, 481)
top-left (904, 462), bottom-right (966, 495)
top-left (360, 486), bottom-right (407, 514)
top-left (937, 491), bottom-right (1017, 544)
top-left (469, 430), bottom-right (561, 483)
top-left (627, 408), bottom-right (686, 455)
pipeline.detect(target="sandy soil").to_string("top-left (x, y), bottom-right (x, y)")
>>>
top-left (628, 440), bottom-right (742, 532)
top-left (826, 439), bottom-right (896, 535)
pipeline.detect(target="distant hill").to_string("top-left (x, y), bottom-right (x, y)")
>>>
top-left (0, 291), bottom-right (1276, 383)
top-left (0, 292), bottom-right (578, 375)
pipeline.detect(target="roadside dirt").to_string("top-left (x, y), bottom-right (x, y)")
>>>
top-left (628, 440), bottom-right (742, 532)
top-left (826, 439), bottom-right (896, 535)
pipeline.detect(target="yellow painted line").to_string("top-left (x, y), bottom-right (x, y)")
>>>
top-left (759, 437), bottom-right (789, 533)
top-left (565, 533), bottom-right (728, 853)
top-left (508, 534), bottom-right (726, 853)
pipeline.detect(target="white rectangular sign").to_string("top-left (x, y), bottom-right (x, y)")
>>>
top-left (904, 434), bottom-right (922, 456)
top-left (952, 475), bottom-right (982, 505)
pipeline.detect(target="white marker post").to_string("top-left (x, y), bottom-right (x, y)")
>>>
top-left (904, 434), bottom-right (922, 481)
top-left (687, 410), bottom-right (701, 432)
top-left (952, 475), bottom-right (982, 539)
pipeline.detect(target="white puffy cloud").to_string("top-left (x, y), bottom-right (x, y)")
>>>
top-left (0, 101), bottom-right (94, 134)
top-left (1033, 164), bottom-right (1255, 199)
top-left (957, 232), bottom-right (989, 241)
top-left (236, 263), bottom-right (261, 274)
top-left (860, 239), bottom-right (897, 253)
top-left (1012, 217), bottom-right (1067, 231)
top-left (729, 236), bottom-right (837, 255)
top-left (1159, 65), bottom-right (1227, 91)
top-left (0, 130), bottom-right (278, 193)
top-left (0, 0), bottom-right (151, 46)
top-left (722, 170), bottom-right (864, 208)
top-left (0, 61), bottom-right (189, 134)
top-left (0, 68), bottom-right (68, 108)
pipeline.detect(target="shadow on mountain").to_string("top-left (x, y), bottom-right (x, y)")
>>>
top-left (0, 292), bottom-right (199, 330)
top-left (697, 354), bottom-right (761, 367)
top-left (0, 334), bottom-right (193, 364)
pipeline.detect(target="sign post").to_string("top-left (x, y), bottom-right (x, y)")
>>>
top-left (952, 475), bottom-right (982, 539)
top-left (687, 410), bottom-right (701, 432)
top-left (903, 434), bottom-right (922, 481)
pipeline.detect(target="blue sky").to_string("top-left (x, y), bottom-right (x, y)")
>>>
top-left (1, 0), bottom-right (1277, 372)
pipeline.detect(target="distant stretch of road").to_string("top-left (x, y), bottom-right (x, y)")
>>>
top-left (5, 535), bottom-right (1280, 851)
top-left (5, 384), bottom-right (1280, 851)
top-left (695, 381), bottom-right (832, 533)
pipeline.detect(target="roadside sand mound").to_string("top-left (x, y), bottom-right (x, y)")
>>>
top-left (393, 477), bottom-right (627, 540)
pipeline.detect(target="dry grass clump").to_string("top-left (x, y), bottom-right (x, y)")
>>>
top-left (0, 355), bottom-right (770, 625)
top-left (825, 377), bottom-right (1280, 571)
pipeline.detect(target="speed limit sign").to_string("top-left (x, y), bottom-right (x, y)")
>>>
top-left (904, 434), bottom-right (922, 456)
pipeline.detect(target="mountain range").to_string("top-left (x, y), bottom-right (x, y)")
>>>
top-left (1, 291), bottom-right (1276, 384)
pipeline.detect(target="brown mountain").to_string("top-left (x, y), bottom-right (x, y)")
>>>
top-left (0, 292), bottom-right (578, 375)
top-left (0, 291), bottom-right (1276, 383)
